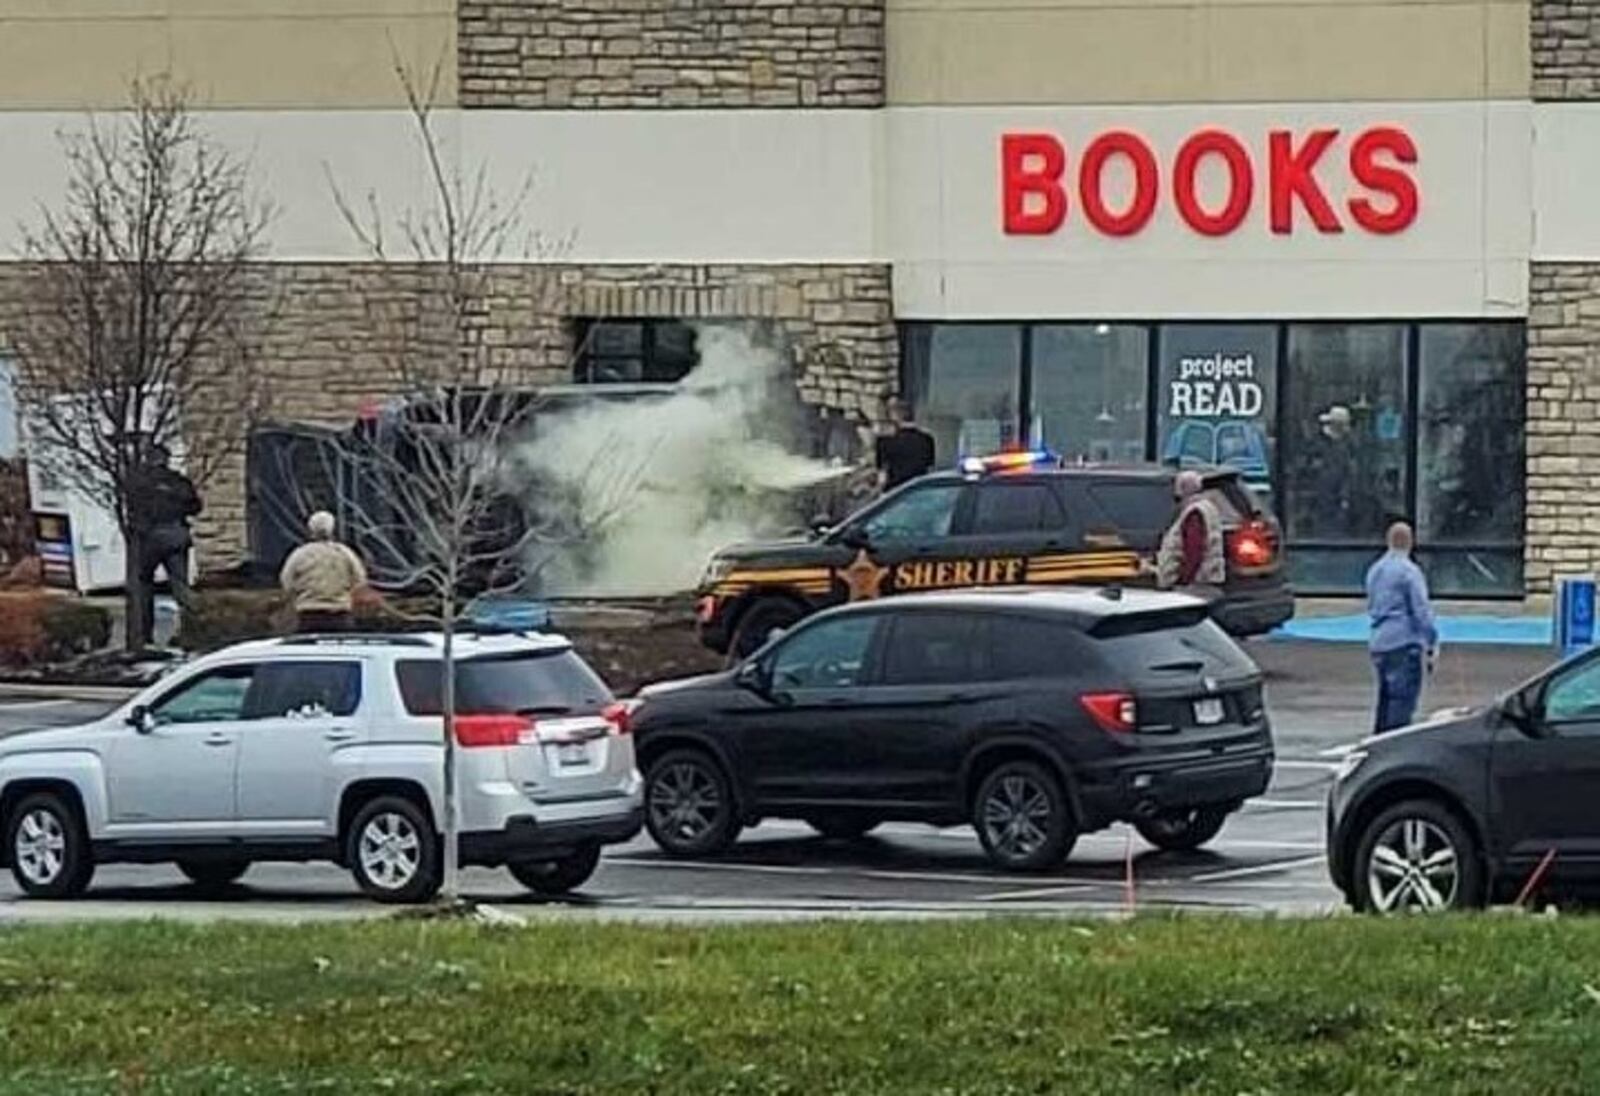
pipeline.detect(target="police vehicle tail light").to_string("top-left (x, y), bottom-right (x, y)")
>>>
top-left (454, 714), bottom-right (534, 748)
top-left (1227, 520), bottom-right (1276, 569)
top-left (1080, 691), bottom-right (1137, 733)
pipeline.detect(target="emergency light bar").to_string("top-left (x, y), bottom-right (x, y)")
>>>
top-left (958, 449), bottom-right (1061, 476)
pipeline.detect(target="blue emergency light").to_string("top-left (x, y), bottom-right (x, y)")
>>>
top-left (958, 448), bottom-right (1062, 476)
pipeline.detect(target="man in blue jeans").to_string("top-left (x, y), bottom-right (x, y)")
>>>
top-left (1365, 521), bottom-right (1440, 733)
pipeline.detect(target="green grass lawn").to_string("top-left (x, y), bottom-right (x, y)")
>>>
top-left (2, 915), bottom-right (1599, 1093)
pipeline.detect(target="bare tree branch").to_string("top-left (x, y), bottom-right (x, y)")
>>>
top-left (6, 75), bottom-right (274, 649)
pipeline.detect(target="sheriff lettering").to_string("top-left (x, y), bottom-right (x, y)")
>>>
top-left (893, 557), bottom-right (1026, 591)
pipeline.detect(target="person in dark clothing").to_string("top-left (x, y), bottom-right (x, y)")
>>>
top-left (125, 442), bottom-right (202, 648)
top-left (874, 400), bottom-right (936, 492)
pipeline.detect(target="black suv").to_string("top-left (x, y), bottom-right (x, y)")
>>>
top-left (695, 458), bottom-right (1293, 661)
top-left (1328, 645), bottom-right (1600, 913)
top-left (635, 588), bottom-right (1273, 872)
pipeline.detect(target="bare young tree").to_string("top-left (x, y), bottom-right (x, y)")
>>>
top-left (7, 76), bottom-right (272, 648)
top-left (317, 55), bottom-right (650, 900)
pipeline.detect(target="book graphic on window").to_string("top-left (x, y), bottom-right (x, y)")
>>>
top-left (1162, 418), bottom-right (1271, 487)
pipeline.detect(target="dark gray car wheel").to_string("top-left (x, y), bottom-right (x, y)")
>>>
top-left (1136, 806), bottom-right (1232, 852)
top-left (645, 749), bottom-right (740, 857)
top-left (7, 792), bottom-right (93, 899)
top-left (973, 760), bottom-right (1076, 872)
top-left (1351, 799), bottom-right (1485, 914)
top-left (509, 845), bottom-right (602, 896)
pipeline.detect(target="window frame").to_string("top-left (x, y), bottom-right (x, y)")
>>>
top-left (242, 659), bottom-right (365, 722)
top-left (1541, 654), bottom-right (1600, 728)
top-left (147, 664), bottom-right (259, 726)
top-left (763, 612), bottom-right (887, 692)
top-left (849, 482), bottom-right (969, 544)
top-left (965, 480), bottom-right (1071, 539)
top-left (878, 611), bottom-right (990, 687)
top-left (573, 318), bottom-right (698, 385)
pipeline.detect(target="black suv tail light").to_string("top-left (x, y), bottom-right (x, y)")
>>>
top-left (1080, 692), bottom-right (1137, 733)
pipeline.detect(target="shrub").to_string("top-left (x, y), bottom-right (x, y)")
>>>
top-left (174, 589), bottom-right (289, 651)
top-left (0, 593), bottom-right (112, 666)
top-left (174, 587), bottom-right (439, 651)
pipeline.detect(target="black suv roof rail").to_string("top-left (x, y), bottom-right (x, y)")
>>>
top-left (275, 634), bottom-right (435, 648)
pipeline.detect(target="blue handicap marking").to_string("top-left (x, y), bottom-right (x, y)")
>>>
top-left (1556, 577), bottom-right (1598, 655)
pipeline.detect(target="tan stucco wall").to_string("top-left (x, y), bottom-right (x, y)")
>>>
top-left (889, 0), bottom-right (1530, 105)
top-left (0, 1), bottom-right (455, 109)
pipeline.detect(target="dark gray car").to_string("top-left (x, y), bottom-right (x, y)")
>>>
top-left (1327, 644), bottom-right (1600, 912)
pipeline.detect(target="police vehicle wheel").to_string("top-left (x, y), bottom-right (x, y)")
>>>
top-left (728, 601), bottom-right (803, 664)
top-left (1135, 806), bottom-right (1231, 852)
top-left (972, 761), bottom-right (1076, 872)
top-left (806, 813), bottom-right (882, 840)
top-left (509, 845), bottom-right (602, 896)
top-left (646, 749), bottom-right (740, 857)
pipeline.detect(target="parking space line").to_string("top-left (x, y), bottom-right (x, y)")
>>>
top-left (0, 700), bottom-right (76, 711)
top-left (1273, 759), bottom-right (1341, 771)
top-left (977, 882), bottom-right (1111, 902)
top-left (1189, 855), bottom-right (1326, 883)
top-left (1243, 799), bottom-right (1324, 810)
top-left (605, 858), bottom-right (834, 877)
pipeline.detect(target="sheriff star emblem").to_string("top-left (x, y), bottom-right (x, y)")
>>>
top-left (840, 548), bottom-right (889, 602)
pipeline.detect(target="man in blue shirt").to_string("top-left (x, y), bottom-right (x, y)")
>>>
top-left (1365, 521), bottom-right (1440, 733)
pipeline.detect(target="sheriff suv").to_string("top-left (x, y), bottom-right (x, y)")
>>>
top-left (0, 632), bottom-right (643, 903)
top-left (697, 454), bottom-right (1294, 660)
top-left (638, 588), bottom-right (1274, 871)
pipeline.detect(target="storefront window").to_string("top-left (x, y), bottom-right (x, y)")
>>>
top-left (1416, 323), bottom-right (1526, 595)
top-left (1156, 325), bottom-right (1277, 504)
top-left (1030, 325), bottom-right (1147, 463)
top-left (903, 325), bottom-right (1022, 465)
top-left (902, 319), bottom-right (1527, 596)
top-left (1283, 324), bottom-right (1409, 546)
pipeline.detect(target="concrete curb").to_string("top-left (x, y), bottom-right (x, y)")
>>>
top-left (0, 682), bottom-right (138, 703)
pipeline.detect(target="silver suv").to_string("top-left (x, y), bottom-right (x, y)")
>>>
top-left (0, 631), bottom-right (643, 903)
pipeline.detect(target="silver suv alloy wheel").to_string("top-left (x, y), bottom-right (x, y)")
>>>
top-left (14, 808), bottom-right (66, 887)
top-left (1366, 816), bottom-right (1460, 912)
top-left (358, 811), bottom-right (422, 892)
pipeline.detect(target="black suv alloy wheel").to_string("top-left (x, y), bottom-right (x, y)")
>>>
top-left (973, 760), bottom-right (1077, 871)
top-left (645, 749), bottom-right (740, 857)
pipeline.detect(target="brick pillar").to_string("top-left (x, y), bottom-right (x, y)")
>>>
top-left (1526, 263), bottom-right (1600, 592)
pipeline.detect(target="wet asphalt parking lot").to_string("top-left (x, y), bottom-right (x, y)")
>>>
top-left (0, 639), bottom-right (1556, 923)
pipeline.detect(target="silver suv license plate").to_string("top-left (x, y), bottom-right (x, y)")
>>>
top-left (557, 742), bottom-right (588, 767)
top-left (1193, 698), bottom-right (1224, 725)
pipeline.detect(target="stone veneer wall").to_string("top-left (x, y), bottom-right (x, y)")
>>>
top-left (1526, 262), bottom-right (1600, 593)
top-left (1534, 0), bottom-right (1600, 99)
top-left (458, 0), bottom-right (885, 108)
top-left (1, 262), bottom-right (896, 569)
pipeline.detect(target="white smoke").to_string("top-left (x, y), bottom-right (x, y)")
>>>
top-left (510, 325), bottom-right (861, 597)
